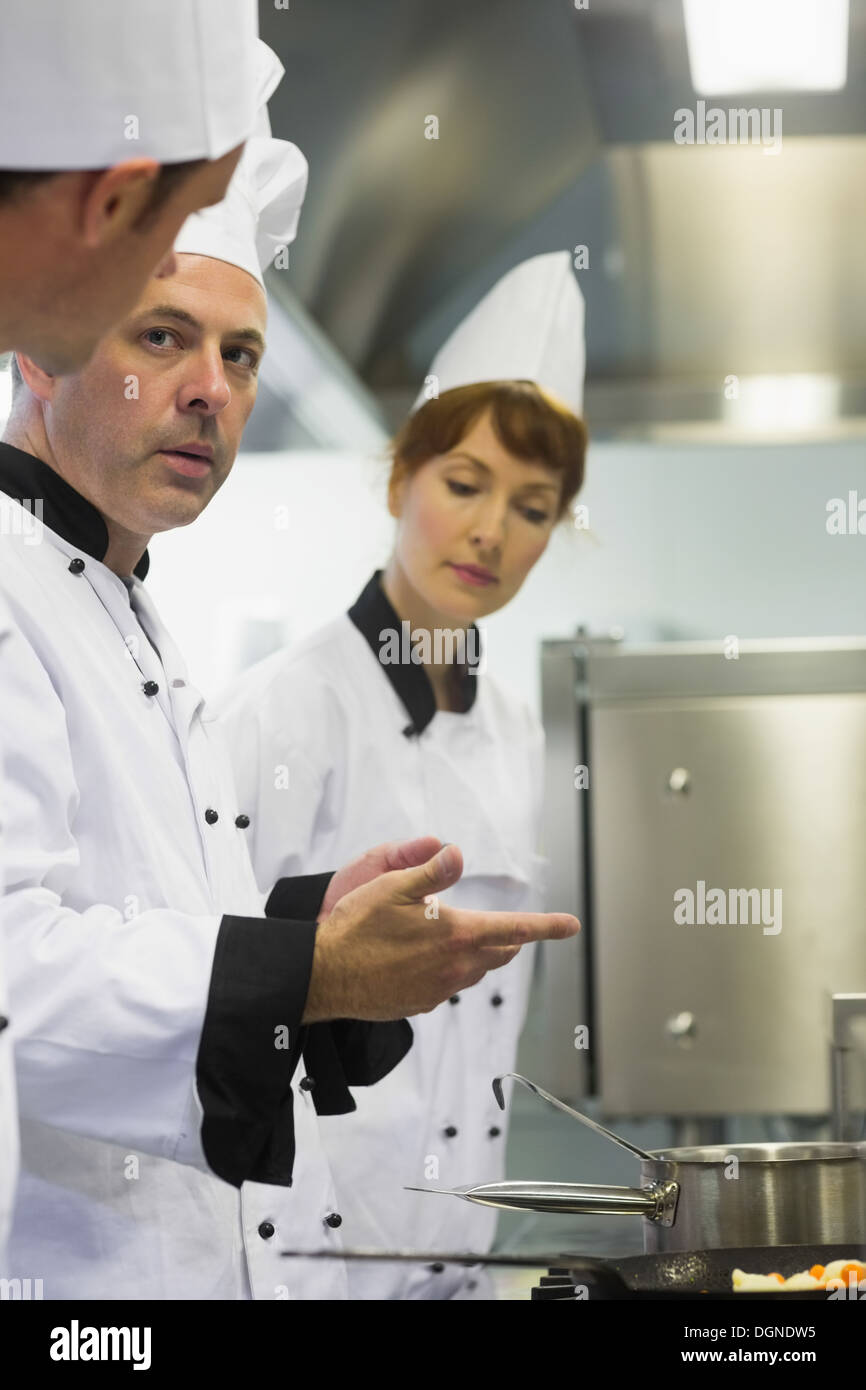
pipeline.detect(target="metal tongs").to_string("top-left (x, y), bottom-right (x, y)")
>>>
top-left (281, 1073), bottom-right (667, 1266)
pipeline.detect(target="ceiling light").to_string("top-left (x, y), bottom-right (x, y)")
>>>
top-left (683, 0), bottom-right (849, 94)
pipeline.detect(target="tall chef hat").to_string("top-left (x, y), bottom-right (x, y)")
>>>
top-left (414, 251), bottom-right (586, 416)
top-left (173, 43), bottom-right (309, 289)
top-left (0, 0), bottom-right (260, 169)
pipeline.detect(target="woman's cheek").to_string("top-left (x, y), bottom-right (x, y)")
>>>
top-left (405, 486), bottom-right (459, 557)
top-left (506, 532), bottom-right (550, 587)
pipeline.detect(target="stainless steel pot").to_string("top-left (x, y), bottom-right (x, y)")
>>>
top-left (418, 1074), bottom-right (866, 1253)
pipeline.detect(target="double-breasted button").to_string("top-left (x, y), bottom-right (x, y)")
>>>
top-left (142, 680), bottom-right (159, 698)
top-left (204, 808), bottom-right (219, 825)
top-left (258, 1221), bottom-right (275, 1240)
top-left (491, 993), bottom-right (504, 1007)
top-left (488, 1126), bottom-right (502, 1138)
top-left (429, 1262), bottom-right (445, 1274)
top-left (324, 1212), bottom-right (342, 1229)
top-left (235, 814), bottom-right (250, 829)
top-left (443, 1125), bottom-right (458, 1138)
top-left (299, 1076), bottom-right (315, 1092)
top-left (68, 557), bottom-right (85, 575)
top-left (448, 995), bottom-right (460, 1005)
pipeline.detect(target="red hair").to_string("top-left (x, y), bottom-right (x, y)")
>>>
top-left (389, 380), bottom-right (586, 519)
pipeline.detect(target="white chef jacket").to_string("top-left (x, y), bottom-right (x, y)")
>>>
top-left (0, 594), bottom-right (20, 1275)
top-left (0, 447), bottom-right (407, 1301)
top-left (217, 571), bottom-right (547, 1300)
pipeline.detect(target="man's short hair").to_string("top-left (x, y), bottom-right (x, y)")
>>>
top-left (0, 157), bottom-right (207, 229)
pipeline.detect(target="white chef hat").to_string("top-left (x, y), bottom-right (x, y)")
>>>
top-left (414, 251), bottom-right (586, 416)
top-left (0, 0), bottom-right (260, 169)
top-left (172, 42), bottom-right (309, 289)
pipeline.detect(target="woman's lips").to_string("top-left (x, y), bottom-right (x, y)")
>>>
top-left (158, 450), bottom-right (212, 480)
top-left (448, 562), bottom-right (497, 587)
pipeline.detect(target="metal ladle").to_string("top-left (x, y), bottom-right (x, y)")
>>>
top-left (491, 1071), bottom-right (656, 1162)
top-left (404, 1072), bottom-right (673, 1220)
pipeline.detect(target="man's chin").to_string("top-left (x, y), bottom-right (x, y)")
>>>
top-left (137, 490), bottom-right (214, 535)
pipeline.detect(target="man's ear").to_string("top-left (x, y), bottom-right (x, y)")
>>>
top-left (78, 159), bottom-right (162, 248)
top-left (16, 352), bottom-right (57, 404)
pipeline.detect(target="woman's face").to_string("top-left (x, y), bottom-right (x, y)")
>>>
top-left (389, 407), bottom-right (562, 621)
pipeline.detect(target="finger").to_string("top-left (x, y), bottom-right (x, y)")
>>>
top-left (378, 836), bottom-right (444, 873)
top-left (451, 910), bottom-right (580, 950)
top-left (452, 946), bottom-right (521, 985)
top-left (390, 843), bottom-right (464, 903)
top-left (442, 968), bottom-right (488, 997)
top-left (448, 946), bottom-right (521, 996)
top-left (479, 944), bottom-right (522, 970)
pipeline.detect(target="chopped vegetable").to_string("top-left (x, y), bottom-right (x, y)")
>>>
top-left (732, 1256), bottom-right (866, 1292)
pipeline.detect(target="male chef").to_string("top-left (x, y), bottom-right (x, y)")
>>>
top-left (0, 0), bottom-right (264, 1278)
top-left (0, 53), bottom-right (579, 1299)
top-left (0, 598), bottom-right (18, 1275)
top-left (0, 0), bottom-right (265, 375)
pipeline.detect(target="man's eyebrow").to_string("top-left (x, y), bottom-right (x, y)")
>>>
top-left (134, 304), bottom-right (266, 352)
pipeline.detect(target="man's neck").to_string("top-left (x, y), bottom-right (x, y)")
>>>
top-left (100, 528), bottom-right (150, 580)
top-left (2, 417), bottom-right (150, 578)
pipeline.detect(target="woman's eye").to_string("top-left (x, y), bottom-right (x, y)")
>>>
top-left (446, 479), bottom-right (478, 498)
top-left (521, 506), bottom-right (550, 525)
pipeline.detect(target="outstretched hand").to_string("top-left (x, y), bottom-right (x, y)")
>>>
top-left (305, 842), bottom-right (581, 1022)
top-left (318, 836), bottom-right (444, 920)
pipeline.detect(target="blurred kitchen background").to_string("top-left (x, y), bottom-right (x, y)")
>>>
top-left (4, 0), bottom-right (866, 1278)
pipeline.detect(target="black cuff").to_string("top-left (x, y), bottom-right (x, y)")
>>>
top-left (302, 1019), bottom-right (414, 1116)
top-left (196, 913), bottom-right (317, 1189)
top-left (266, 871), bottom-right (334, 922)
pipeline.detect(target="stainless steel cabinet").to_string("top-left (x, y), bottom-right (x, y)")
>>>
top-left (539, 639), bottom-right (866, 1116)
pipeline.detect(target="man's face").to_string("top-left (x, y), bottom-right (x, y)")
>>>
top-left (40, 252), bottom-right (267, 537)
top-left (25, 146), bottom-right (244, 375)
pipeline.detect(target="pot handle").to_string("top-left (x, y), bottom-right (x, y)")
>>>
top-left (493, 1072), bottom-right (656, 1162)
top-left (408, 1179), bottom-right (680, 1225)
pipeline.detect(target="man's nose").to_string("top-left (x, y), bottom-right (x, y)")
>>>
top-left (154, 250), bottom-right (178, 279)
top-left (179, 355), bottom-right (232, 415)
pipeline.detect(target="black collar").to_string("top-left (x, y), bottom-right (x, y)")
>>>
top-left (348, 571), bottom-right (480, 737)
top-left (0, 440), bottom-right (150, 580)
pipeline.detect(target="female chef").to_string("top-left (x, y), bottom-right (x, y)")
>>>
top-left (218, 252), bottom-right (587, 1299)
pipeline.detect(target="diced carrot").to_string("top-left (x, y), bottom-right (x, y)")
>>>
top-left (838, 1262), bottom-right (866, 1284)
top-left (809, 1265), bottom-right (825, 1279)
top-left (769, 1273), bottom-right (785, 1283)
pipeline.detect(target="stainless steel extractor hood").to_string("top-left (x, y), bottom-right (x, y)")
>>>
top-left (252, 0), bottom-right (866, 444)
